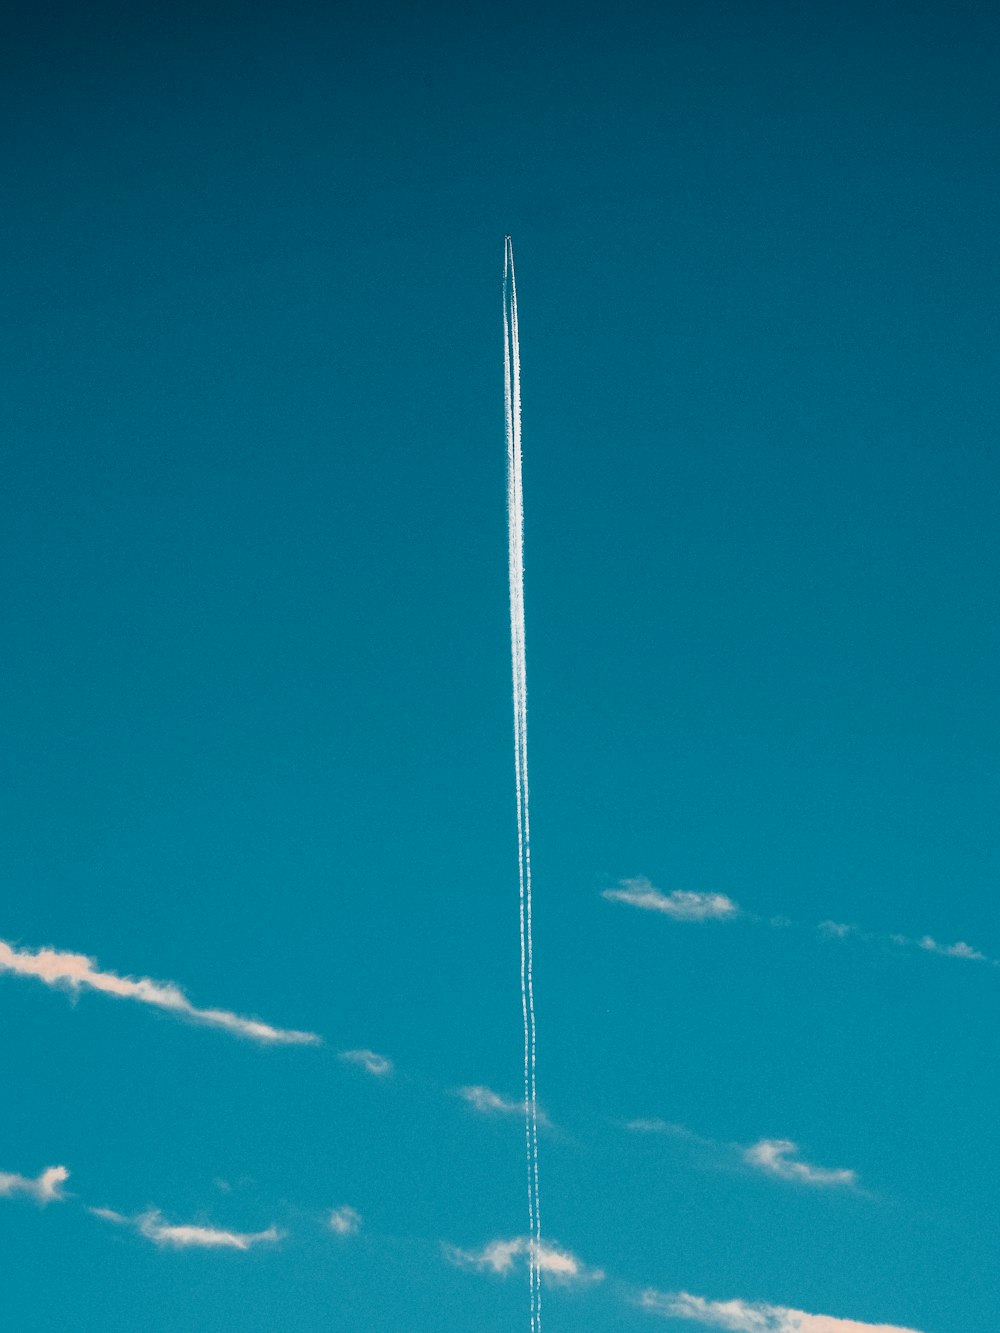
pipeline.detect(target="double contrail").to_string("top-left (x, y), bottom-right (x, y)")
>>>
top-left (503, 236), bottom-right (542, 1331)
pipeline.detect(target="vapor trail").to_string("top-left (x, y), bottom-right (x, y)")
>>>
top-left (504, 236), bottom-right (542, 1331)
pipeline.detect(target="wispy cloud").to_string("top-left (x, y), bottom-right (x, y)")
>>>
top-left (0, 939), bottom-right (320, 1045)
top-left (602, 878), bottom-right (738, 921)
top-left (625, 1121), bottom-right (859, 1190)
top-left (445, 1236), bottom-right (604, 1285)
top-left (91, 1206), bottom-right (282, 1250)
top-left (457, 1085), bottom-right (551, 1127)
top-left (0, 1165), bottom-right (69, 1204)
top-left (822, 922), bottom-right (991, 966)
top-left (328, 1205), bottom-right (361, 1236)
top-left (338, 1048), bottom-right (393, 1077)
top-left (638, 1288), bottom-right (923, 1332)
top-left (743, 1139), bottom-right (857, 1189)
top-left (629, 1119), bottom-right (698, 1141)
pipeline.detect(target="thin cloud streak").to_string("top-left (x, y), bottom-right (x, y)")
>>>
top-left (91, 1206), bottom-right (281, 1250)
top-left (603, 878), bottom-right (738, 921)
top-left (446, 1235), bottom-right (603, 1284)
top-left (338, 1048), bottom-right (393, 1077)
top-left (639, 1288), bottom-right (924, 1332)
top-left (0, 939), bottom-right (319, 1045)
top-left (0, 1165), bottom-right (69, 1204)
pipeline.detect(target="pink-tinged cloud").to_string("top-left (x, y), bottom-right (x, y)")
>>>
top-left (603, 878), bottom-right (738, 921)
top-left (0, 1165), bottom-right (69, 1204)
top-left (445, 1236), bottom-right (603, 1284)
top-left (744, 1139), bottom-right (857, 1189)
top-left (0, 938), bottom-right (319, 1046)
top-left (338, 1048), bottom-right (393, 1076)
top-left (639, 1288), bottom-right (924, 1332)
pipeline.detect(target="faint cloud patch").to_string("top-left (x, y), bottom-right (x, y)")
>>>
top-left (624, 1119), bottom-right (710, 1145)
top-left (917, 936), bottom-right (985, 961)
top-left (328, 1205), bottom-right (361, 1236)
top-left (338, 1048), bottom-right (393, 1077)
top-left (457, 1085), bottom-right (551, 1128)
top-left (818, 921), bottom-right (855, 939)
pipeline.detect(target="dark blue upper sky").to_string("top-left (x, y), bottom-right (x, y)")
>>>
top-left (1, 2), bottom-right (997, 1330)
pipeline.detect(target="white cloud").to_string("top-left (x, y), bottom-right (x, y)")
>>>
top-left (328, 1205), bottom-right (361, 1236)
top-left (744, 1140), bottom-right (857, 1189)
top-left (602, 878), bottom-right (738, 921)
top-left (446, 1236), bottom-right (603, 1285)
top-left (457, 1085), bottom-right (551, 1127)
top-left (917, 936), bottom-right (985, 961)
top-left (638, 1288), bottom-right (924, 1332)
top-left (91, 1206), bottom-right (281, 1250)
top-left (0, 938), bottom-right (320, 1046)
top-left (338, 1048), bottom-right (393, 1077)
top-left (139, 1212), bottom-right (282, 1250)
top-left (0, 1165), bottom-right (69, 1204)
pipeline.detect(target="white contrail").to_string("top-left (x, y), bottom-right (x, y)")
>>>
top-left (504, 236), bottom-right (542, 1331)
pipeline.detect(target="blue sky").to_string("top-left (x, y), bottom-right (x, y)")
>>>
top-left (1, 1), bottom-right (997, 1329)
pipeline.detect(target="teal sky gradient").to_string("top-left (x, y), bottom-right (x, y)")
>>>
top-left (1, 2), bottom-right (997, 1329)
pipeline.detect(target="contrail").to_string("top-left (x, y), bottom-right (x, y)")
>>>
top-left (503, 236), bottom-right (542, 1331)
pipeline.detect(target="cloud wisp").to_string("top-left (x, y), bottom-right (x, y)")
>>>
top-left (638, 1288), bottom-right (924, 1332)
top-left (457, 1084), bottom-right (551, 1128)
top-left (0, 938), bottom-right (319, 1045)
top-left (743, 1139), bottom-right (857, 1189)
top-left (91, 1206), bottom-right (282, 1250)
top-left (821, 921), bottom-right (992, 966)
top-left (0, 1164), bottom-right (69, 1204)
top-left (446, 1235), bottom-right (603, 1285)
top-left (603, 878), bottom-right (738, 921)
top-left (626, 1121), bottom-right (859, 1191)
top-left (338, 1048), bottom-right (393, 1077)
top-left (328, 1205), bottom-right (362, 1236)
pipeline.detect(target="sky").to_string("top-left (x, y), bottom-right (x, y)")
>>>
top-left (1, 1), bottom-right (998, 1329)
